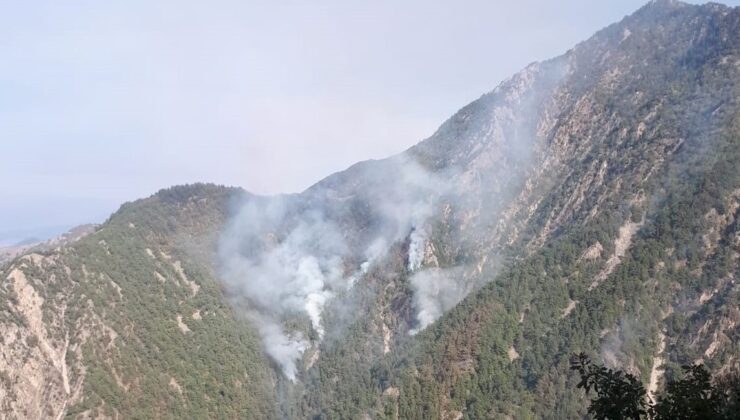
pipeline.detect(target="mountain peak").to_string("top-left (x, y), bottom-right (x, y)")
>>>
top-left (631, 0), bottom-right (733, 22)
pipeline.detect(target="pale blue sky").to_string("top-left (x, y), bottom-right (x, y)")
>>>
top-left (1, 1), bottom-right (736, 243)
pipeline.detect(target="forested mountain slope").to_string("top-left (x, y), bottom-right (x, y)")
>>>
top-left (0, 185), bottom-right (277, 418)
top-left (1, 1), bottom-right (738, 419)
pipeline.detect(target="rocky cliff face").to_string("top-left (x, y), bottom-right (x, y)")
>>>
top-left (1, 1), bottom-right (738, 419)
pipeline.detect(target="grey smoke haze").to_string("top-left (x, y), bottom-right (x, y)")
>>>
top-left (218, 155), bottom-right (458, 380)
top-left (599, 316), bottom-right (657, 371)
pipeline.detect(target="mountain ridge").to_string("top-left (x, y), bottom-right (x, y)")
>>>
top-left (1, 1), bottom-right (738, 418)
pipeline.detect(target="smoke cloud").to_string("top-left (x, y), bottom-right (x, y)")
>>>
top-left (218, 155), bottom-right (457, 380)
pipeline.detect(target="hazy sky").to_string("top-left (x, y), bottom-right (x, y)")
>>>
top-left (1, 0), bottom-right (735, 242)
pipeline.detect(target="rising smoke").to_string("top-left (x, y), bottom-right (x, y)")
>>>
top-left (218, 196), bottom-right (347, 380)
top-left (407, 267), bottom-right (467, 335)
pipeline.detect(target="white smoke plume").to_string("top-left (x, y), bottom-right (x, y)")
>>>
top-left (408, 268), bottom-right (468, 335)
top-left (407, 227), bottom-right (427, 271)
top-left (218, 197), bottom-right (349, 380)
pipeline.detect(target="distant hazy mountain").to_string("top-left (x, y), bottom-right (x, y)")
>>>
top-left (0, 226), bottom-right (70, 247)
top-left (1, 1), bottom-right (737, 418)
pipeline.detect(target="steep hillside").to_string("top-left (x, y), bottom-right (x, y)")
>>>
top-left (1, 1), bottom-right (738, 419)
top-left (215, 1), bottom-right (739, 418)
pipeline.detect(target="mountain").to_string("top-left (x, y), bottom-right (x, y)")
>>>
top-left (0, 186), bottom-right (278, 418)
top-left (1, 1), bottom-right (738, 418)
top-left (0, 225), bottom-right (99, 266)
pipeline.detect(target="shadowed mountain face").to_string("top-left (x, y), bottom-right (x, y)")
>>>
top-left (1, 1), bottom-right (738, 418)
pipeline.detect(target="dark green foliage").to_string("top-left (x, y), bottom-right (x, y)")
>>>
top-left (571, 354), bottom-right (739, 420)
top-left (651, 364), bottom-right (736, 420)
top-left (571, 353), bottom-right (648, 419)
